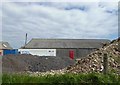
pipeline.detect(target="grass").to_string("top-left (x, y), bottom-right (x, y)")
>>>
top-left (2, 73), bottom-right (120, 85)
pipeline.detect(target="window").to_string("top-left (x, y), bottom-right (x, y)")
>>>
top-left (3, 44), bottom-right (7, 48)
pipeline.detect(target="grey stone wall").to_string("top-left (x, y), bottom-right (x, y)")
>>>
top-left (56, 48), bottom-right (96, 59)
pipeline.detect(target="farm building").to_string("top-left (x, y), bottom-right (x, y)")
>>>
top-left (0, 42), bottom-right (13, 56)
top-left (0, 42), bottom-right (18, 55)
top-left (19, 38), bottom-right (110, 59)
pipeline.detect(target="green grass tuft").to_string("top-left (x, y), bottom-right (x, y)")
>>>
top-left (2, 73), bottom-right (120, 85)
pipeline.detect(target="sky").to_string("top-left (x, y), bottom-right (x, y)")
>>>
top-left (1, 0), bottom-right (119, 48)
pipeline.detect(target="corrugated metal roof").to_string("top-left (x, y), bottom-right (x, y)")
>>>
top-left (0, 42), bottom-right (13, 49)
top-left (22, 38), bottom-right (110, 49)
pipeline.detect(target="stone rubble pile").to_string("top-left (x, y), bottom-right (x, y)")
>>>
top-left (66, 37), bottom-right (120, 74)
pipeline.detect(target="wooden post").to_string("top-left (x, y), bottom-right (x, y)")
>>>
top-left (103, 53), bottom-right (108, 74)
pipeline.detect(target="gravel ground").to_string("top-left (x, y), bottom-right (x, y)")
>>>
top-left (2, 54), bottom-right (75, 73)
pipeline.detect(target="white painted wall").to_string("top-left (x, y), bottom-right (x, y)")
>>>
top-left (18, 49), bottom-right (56, 56)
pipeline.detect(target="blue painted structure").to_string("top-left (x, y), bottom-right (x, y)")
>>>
top-left (3, 49), bottom-right (19, 55)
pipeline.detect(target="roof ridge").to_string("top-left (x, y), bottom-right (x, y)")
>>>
top-left (32, 38), bottom-right (110, 41)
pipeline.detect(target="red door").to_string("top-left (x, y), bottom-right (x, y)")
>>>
top-left (69, 50), bottom-right (74, 59)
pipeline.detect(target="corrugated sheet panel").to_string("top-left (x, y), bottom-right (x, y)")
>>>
top-left (3, 49), bottom-right (18, 55)
top-left (18, 49), bottom-right (56, 56)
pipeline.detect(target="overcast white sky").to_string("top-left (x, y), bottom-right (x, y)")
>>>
top-left (1, 0), bottom-right (119, 48)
